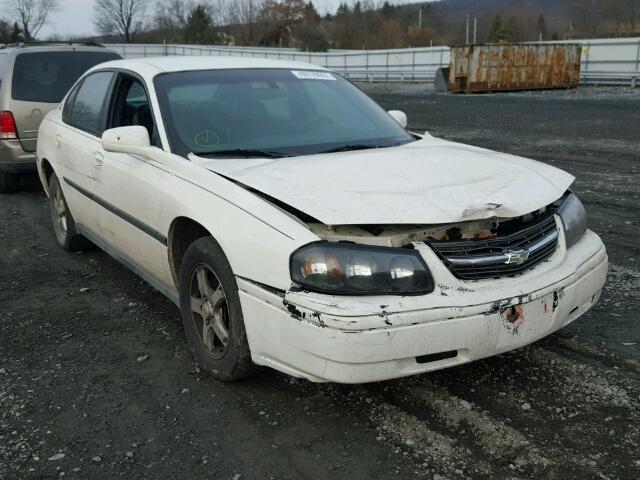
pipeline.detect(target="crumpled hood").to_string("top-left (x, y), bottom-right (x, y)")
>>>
top-left (193, 135), bottom-right (574, 225)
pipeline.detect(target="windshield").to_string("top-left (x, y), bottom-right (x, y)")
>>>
top-left (153, 68), bottom-right (413, 157)
top-left (11, 51), bottom-right (121, 103)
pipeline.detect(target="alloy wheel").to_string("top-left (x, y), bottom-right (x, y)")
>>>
top-left (52, 184), bottom-right (68, 241)
top-left (188, 264), bottom-right (230, 359)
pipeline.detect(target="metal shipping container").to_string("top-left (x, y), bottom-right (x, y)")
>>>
top-left (448, 44), bottom-right (582, 93)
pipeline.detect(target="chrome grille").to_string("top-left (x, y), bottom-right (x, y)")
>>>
top-left (429, 215), bottom-right (559, 280)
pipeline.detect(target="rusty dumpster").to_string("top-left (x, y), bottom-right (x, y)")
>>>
top-left (448, 43), bottom-right (582, 93)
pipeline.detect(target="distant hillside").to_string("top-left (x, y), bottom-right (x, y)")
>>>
top-left (424, 0), bottom-right (566, 16)
top-left (394, 0), bottom-right (637, 44)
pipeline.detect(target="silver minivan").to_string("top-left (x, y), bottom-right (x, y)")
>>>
top-left (0, 43), bottom-right (121, 192)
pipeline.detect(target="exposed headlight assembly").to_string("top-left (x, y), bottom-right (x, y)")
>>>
top-left (558, 192), bottom-right (587, 248)
top-left (290, 242), bottom-right (434, 295)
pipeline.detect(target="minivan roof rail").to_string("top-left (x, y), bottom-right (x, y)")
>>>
top-left (0, 41), bottom-right (105, 50)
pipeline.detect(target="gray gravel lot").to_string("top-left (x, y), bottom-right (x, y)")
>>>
top-left (1, 86), bottom-right (639, 480)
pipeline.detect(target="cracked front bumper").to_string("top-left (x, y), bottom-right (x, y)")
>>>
top-left (239, 229), bottom-right (607, 383)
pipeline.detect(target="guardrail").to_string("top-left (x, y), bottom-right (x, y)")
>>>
top-left (578, 39), bottom-right (640, 88)
top-left (106, 38), bottom-right (640, 87)
top-left (336, 69), bottom-right (439, 82)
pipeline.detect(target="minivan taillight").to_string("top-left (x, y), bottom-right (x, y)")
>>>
top-left (0, 111), bottom-right (18, 139)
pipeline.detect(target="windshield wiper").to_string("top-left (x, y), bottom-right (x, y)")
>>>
top-left (197, 149), bottom-right (288, 159)
top-left (318, 144), bottom-right (383, 154)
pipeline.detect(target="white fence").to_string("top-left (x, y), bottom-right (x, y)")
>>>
top-left (106, 37), bottom-right (640, 87)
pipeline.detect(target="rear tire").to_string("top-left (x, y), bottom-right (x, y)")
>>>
top-left (0, 170), bottom-right (19, 193)
top-left (178, 236), bottom-right (259, 381)
top-left (48, 173), bottom-right (92, 251)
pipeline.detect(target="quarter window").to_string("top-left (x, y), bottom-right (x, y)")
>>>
top-left (65, 71), bottom-right (114, 136)
top-left (62, 83), bottom-right (81, 124)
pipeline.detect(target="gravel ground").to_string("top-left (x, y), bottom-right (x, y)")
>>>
top-left (1, 86), bottom-right (639, 480)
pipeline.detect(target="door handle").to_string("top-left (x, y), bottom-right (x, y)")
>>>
top-left (93, 151), bottom-right (104, 167)
top-left (55, 134), bottom-right (62, 149)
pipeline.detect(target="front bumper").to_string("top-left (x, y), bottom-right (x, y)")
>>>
top-left (239, 228), bottom-right (607, 383)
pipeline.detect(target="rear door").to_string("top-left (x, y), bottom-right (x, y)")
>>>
top-left (55, 70), bottom-right (116, 232)
top-left (10, 50), bottom-right (121, 152)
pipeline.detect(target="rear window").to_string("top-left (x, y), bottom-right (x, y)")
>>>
top-left (11, 51), bottom-right (121, 103)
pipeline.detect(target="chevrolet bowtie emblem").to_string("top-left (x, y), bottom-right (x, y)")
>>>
top-left (504, 249), bottom-right (530, 265)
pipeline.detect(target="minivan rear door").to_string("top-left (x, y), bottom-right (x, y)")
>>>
top-left (10, 50), bottom-right (121, 152)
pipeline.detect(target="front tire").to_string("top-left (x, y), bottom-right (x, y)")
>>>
top-left (0, 170), bottom-right (19, 193)
top-left (48, 173), bottom-right (92, 251)
top-left (178, 236), bottom-right (258, 381)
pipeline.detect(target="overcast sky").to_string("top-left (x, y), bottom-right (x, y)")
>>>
top-left (38, 0), bottom-right (427, 39)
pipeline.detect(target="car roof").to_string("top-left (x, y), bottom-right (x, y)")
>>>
top-left (92, 56), bottom-right (328, 78)
top-left (0, 43), bottom-right (116, 55)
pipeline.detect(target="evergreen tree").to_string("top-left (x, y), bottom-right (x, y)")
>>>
top-left (183, 4), bottom-right (215, 44)
top-left (298, 25), bottom-right (329, 51)
top-left (305, 1), bottom-right (321, 24)
top-left (505, 15), bottom-right (521, 42)
top-left (536, 14), bottom-right (547, 40)
top-left (10, 22), bottom-right (23, 42)
top-left (488, 14), bottom-right (506, 42)
top-left (336, 3), bottom-right (349, 16)
top-left (381, 2), bottom-right (396, 17)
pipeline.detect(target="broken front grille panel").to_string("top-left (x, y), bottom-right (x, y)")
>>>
top-left (428, 215), bottom-right (559, 280)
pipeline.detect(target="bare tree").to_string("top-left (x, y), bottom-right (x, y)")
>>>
top-left (606, 0), bottom-right (639, 32)
top-left (6, 0), bottom-right (59, 41)
top-left (94, 0), bottom-right (150, 43)
top-left (155, 0), bottom-right (194, 31)
top-left (222, 0), bottom-right (264, 45)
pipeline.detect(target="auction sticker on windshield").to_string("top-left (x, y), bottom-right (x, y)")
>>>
top-left (292, 70), bottom-right (336, 80)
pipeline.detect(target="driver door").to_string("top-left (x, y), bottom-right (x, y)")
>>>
top-left (90, 72), bottom-right (172, 287)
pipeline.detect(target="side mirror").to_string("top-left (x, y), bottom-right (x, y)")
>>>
top-left (387, 110), bottom-right (408, 129)
top-left (102, 126), bottom-right (153, 157)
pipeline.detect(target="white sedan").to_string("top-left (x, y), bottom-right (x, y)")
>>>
top-left (36, 57), bottom-right (607, 383)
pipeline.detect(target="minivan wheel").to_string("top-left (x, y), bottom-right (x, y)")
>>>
top-left (178, 236), bottom-right (258, 381)
top-left (48, 173), bottom-right (92, 251)
top-left (0, 170), bottom-right (19, 193)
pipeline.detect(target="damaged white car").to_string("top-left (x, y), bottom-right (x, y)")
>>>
top-left (37, 57), bottom-right (608, 383)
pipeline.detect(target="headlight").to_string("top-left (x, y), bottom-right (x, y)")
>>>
top-left (558, 193), bottom-right (587, 248)
top-left (290, 242), bottom-right (434, 295)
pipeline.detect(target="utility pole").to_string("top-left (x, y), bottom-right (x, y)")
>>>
top-left (466, 14), bottom-right (470, 45)
top-left (473, 17), bottom-right (477, 44)
top-left (249, 0), bottom-right (253, 44)
top-left (419, 8), bottom-right (422, 29)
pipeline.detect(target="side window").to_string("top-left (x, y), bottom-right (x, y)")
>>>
top-left (109, 75), bottom-right (158, 146)
top-left (66, 71), bottom-right (114, 136)
top-left (62, 83), bottom-right (81, 124)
